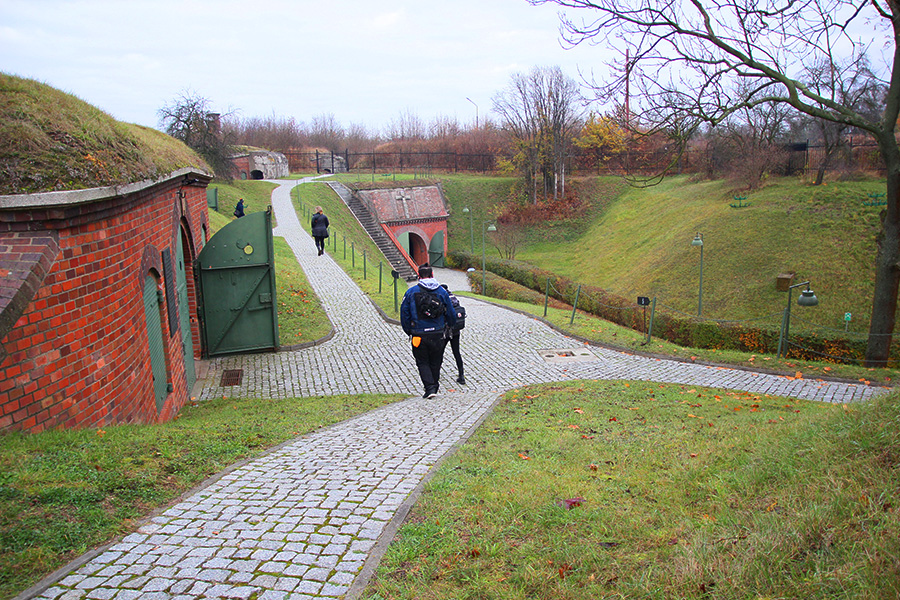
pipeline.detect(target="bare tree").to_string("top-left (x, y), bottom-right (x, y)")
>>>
top-left (385, 109), bottom-right (427, 141)
top-left (533, 0), bottom-right (899, 366)
top-left (801, 54), bottom-right (886, 185)
top-left (308, 113), bottom-right (345, 152)
top-left (492, 66), bottom-right (584, 203)
top-left (225, 114), bottom-right (307, 150)
top-left (158, 90), bottom-right (235, 178)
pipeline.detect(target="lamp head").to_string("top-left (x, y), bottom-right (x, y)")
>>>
top-left (487, 223), bottom-right (497, 232)
top-left (797, 288), bottom-right (818, 307)
top-left (691, 233), bottom-right (703, 247)
top-left (463, 207), bottom-right (469, 213)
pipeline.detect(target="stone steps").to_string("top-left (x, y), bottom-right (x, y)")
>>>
top-left (327, 182), bottom-right (418, 281)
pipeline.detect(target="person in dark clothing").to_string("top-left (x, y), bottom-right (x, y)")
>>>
top-left (400, 264), bottom-right (457, 398)
top-left (441, 283), bottom-right (466, 385)
top-left (311, 206), bottom-right (329, 255)
top-left (234, 198), bottom-right (246, 218)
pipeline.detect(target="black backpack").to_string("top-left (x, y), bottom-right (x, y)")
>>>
top-left (454, 305), bottom-right (466, 330)
top-left (415, 289), bottom-right (446, 320)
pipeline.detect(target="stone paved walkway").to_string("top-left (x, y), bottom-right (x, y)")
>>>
top-left (28, 178), bottom-right (887, 600)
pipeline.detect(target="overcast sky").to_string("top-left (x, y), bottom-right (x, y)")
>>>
top-left (1, 0), bottom-right (613, 133)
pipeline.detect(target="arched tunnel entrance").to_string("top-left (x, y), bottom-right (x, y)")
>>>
top-left (397, 231), bottom-right (429, 267)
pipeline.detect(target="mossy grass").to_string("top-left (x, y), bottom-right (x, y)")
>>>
top-left (0, 393), bottom-right (403, 599)
top-left (364, 380), bottom-right (900, 600)
top-left (0, 73), bottom-right (208, 194)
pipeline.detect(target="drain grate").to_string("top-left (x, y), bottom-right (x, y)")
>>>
top-left (220, 369), bottom-right (244, 386)
top-left (538, 348), bottom-right (599, 364)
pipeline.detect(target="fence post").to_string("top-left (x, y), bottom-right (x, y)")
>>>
top-left (543, 278), bottom-right (550, 317)
top-left (646, 297), bottom-right (656, 344)
top-left (379, 262), bottom-right (383, 293)
top-left (343, 237), bottom-right (347, 260)
top-left (363, 251), bottom-right (367, 280)
top-left (569, 284), bottom-right (582, 326)
top-left (352, 243), bottom-right (355, 268)
top-left (393, 275), bottom-right (399, 313)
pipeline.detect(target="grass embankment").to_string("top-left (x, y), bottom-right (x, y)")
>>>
top-left (364, 380), bottom-right (900, 600)
top-left (0, 73), bottom-right (208, 195)
top-left (0, 394), bottom-right (403, 599)
top-left (507, 175), bottom-right (886, 332)
top-left (207, 180), bottom-right (331, 346)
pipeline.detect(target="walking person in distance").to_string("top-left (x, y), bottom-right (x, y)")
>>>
top-left (400, 264), bottom-right (457, 398)
top-left (311, 206), bottom-right (329, 255)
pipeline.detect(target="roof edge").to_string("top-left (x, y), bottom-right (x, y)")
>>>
top-left (0, 167), bottom-right (213, 210)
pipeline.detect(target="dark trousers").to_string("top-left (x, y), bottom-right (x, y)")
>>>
top-left (314, 236), bottom-right (327, 254)
top-left (411, 334), bottom-right (448, 394)
top-left (448, 332), bottom-right (463, 376)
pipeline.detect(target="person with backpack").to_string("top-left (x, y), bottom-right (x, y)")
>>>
top-left (441, 283), bottom-right (467, 385)
top-left (400, 264), bottom-right (457, 398)
top-left (233, 198), bottom-right (245, 218)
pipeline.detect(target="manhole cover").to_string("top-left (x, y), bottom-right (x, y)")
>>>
top-left (220, 369), bottom-right (243, 386)
top-left (538, 348), bottom-right (599, 364)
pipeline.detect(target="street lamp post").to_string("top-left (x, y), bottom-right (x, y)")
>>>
top-left (691, 233), bottom-right (704, 316)
top-left (462, 207), bottom-right (474, 253)
top-left (482, 221), bottom-right (496, 295)
top-left (466, 97), bottom-right (478, 129)
top-left (777, 281), bottom-right (819, 359)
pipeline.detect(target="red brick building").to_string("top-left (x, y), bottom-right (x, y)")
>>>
top-left (0, 168), bottom-right (212, 432)
top-left (356, 185), bottom-right (450, 267)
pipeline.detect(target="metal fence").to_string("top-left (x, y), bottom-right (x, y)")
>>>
top-left (278, 139), bottom-right (884, 178)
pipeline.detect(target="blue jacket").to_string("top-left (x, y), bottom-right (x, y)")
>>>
top-left (400, 278), bottom-right (457, 335)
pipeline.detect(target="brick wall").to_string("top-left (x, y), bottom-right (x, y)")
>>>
top-left (0, 172), bottom-right (211, 432)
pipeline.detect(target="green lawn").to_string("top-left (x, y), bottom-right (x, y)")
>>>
top-left (363, 381), bottom-right (900, 600)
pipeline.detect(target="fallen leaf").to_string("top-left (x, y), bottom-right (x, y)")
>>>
top-left (556, 497), bottom-right (585, 510)
top-left (518, 453), bottom-right (531, 460)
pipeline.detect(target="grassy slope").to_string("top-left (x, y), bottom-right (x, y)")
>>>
top-left (440, 174), bottom-right (886, 334)
top-left (0, 73), bottom-right (208, 194)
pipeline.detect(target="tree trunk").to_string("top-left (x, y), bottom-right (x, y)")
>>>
top-left (865, 140), bottom-right (900, 366)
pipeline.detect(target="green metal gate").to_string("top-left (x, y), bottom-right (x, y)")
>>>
top-left (196, 208), bottom-right (279, 357)
top-left (428, 230), bottom-right (445, 267)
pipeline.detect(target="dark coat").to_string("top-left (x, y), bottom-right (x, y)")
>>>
top-left (311, 213), bottom-right (329, 237)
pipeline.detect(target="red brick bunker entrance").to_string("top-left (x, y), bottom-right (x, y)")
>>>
top-left (0, 169), bottom-right (212, 432)
top-left (356, 185), bottom-right (449, 268)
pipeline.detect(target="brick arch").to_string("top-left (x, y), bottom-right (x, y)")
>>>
top-left (391, 225), bottom-right (430, 266)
